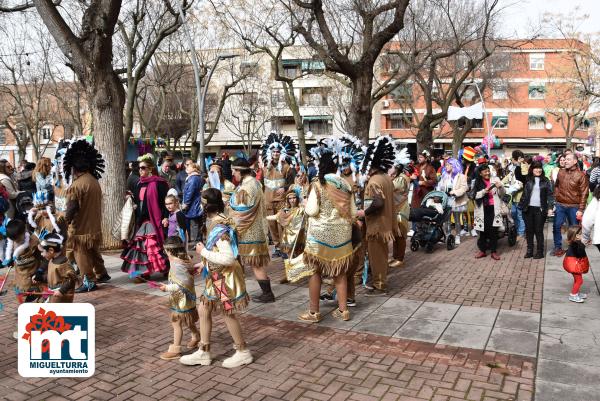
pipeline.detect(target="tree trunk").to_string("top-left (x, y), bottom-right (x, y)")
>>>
top-left (284, 82), bottom-right (307, 164)
top-left (451, 120), bottom-right (473, 157)
top-left (347, 72), bottom-right (373, 143)
top-left (416, 123), bottom-right (433, 154)
top-left (566, 136), bottom-right (573, 150)
top-left (87, 76), bottom-right (126, 250)
top-left (123, 83), bottom-right (136, 144)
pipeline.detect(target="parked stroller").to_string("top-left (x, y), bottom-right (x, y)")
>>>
top-left (497, 193), bottom-right (518, 247)
top-left (409, 191), bottom-right (455, 253)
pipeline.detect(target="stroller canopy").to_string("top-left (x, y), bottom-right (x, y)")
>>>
top-left (421, 191), bottom-right (449, 209)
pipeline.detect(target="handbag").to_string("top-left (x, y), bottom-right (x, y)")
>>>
top-left (111, 196), bottom-right (135, 241)
top-left (284, 213), bottom-right (315, 283)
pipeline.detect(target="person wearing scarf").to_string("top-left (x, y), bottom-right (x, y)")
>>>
top-left (203, 161), bottom-right (236, 215)
top-left (229, 158), bottom-right (274, 303)
top-left (437, 158), bottom-right (468, 246)
top-left (180, 188), bottom-right (252, 369)
top-left (300, 152), bottom-right (355, 323)
top-left (121, 155), bottom-right (170, 282)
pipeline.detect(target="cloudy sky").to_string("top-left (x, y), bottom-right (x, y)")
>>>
top-left (502, 0), bottom-right (600, 36)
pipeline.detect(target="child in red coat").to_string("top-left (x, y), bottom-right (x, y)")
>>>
top-left (563, 225), bottom-right (590, 303)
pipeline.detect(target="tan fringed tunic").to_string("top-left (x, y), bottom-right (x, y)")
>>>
top-left (229, 176), bottom-right (270, 268)
top-left (66, 172), bottom-right (102, 249)
top-left (364, 172), bottom-right (397, 242)
top-left (47, 256), bottom-right (78, 303)
top-left (303, 174), bottom-right (356, 277)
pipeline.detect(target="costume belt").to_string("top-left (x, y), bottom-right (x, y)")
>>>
top-left (264, 178), bottom-right (286, 190)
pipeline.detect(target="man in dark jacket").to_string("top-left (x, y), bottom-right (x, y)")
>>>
top-left (175, 158), bottom-right (190, 199)
top-left (127, 161), bottom-right (140, 194)
top-left (552, 153), bottom-right (589, 256)
top-left (220, 152), bottom-right (233, 181)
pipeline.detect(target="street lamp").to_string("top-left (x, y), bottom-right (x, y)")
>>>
top-left (176, 2), bottom-right (238, 170)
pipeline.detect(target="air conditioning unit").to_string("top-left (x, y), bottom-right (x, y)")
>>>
top-left (383, 100), bottom-right (390, 108)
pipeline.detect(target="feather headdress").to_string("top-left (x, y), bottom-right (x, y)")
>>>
top-left (360, 135), bottom-right (396, 174)
top-left (261, 132), bottom-right (298, 171)
top-left (62, 138), bottom-right (105, 183)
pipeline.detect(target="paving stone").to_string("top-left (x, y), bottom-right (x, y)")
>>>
top-left (437, 323), bottom-right (492, 349)
top-left (535, 380), bottom-right (600, 401)
top-left (538, 334), bottom-right (600, 367)
top-left (374, 298), bottom-right (422, 317)
top-left (537, 358), bottom-right (600, 387)
top-left (495, 310), bottom-right (540, 332)
top-left (411, 302), bottom-right (460, 322)
top-left (352, 314), bottom-right (409, 336)
top-left (486, 328), bottom-right (538, 357)
top-left (451, 306), bottom-right (498, 326)
top-left (393, 318), bottom-right (449, 343)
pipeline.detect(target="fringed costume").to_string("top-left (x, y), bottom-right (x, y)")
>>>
top-left (47, 255), bottom-right (79, 303)
top-left (63, 139), bottom-right (108, 290)
top-left (361, 136), bottom-right (398, 292)
top-left (200, 214), bottom-right (249, 314)
top-left (9, 233), bottom-right (43, 303)
top-left (261, 133), bottom-right (297, 254)
top-left (229, 176), bottom-right (270, 268)
top-left (179, 197), bottom-right (253, 368)
top-left (304, 174), bottom-right (355, 277)
top-left (165, 258), bottom-right (199, 325)
top-left (391, 147), bottom-right (412, 265)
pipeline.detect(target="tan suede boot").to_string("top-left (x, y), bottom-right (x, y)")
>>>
top-left (159, 344), bottom-right (183, 360)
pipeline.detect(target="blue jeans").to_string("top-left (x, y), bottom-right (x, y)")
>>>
top-left (553, 204), bottom-right (578, 250)
top-left (511, 203), bottom-right (525, 235)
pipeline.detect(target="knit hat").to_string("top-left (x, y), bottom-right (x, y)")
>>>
top-left (463, 146), bottom-right (476, 162)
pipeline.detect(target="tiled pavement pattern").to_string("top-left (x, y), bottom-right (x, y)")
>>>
top-left (535, 238), bottom-right (600, 401)
top-left (0, 285), bottom-right (535, 401)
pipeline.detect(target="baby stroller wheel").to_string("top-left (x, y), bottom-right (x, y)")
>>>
top-left (508, 226), bottom-right (517, 247)
top-left (446, 234), bottom-right (455, 250)
top-left (410, 240), bottom-right (419, 252)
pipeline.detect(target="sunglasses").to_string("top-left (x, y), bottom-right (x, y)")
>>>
top-left (139, 166), bottom-right (148, 170)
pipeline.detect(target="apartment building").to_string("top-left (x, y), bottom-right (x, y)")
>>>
top-left (377, 39), bottom-right (591, 157)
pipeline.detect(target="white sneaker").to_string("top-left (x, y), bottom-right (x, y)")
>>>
top-left (470, 229), bottom-right (478, 237)
top-left (222, 349), bottom-right (253, 369)
top-left (568, 294), bottom-right (585, 303)
top-left (407, 230), bottom-right (414, 237)
top-left (454, 236), bottom-right (460, 245)
top-left (460, 229), bottom-right (468, 236)
top-left (179, 349), bottom-right (212, 366)
top-left (579, 293), bottom-right (588, 299)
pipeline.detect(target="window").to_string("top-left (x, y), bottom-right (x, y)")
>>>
top-left (271, 88), bottom-right (287, 107)
top-left (387, 113), bottom-right (413, 129)
top-left (487, 53), bottom-right (510, 73)
top-left (492, 84), bottom-right (508, 100)
top-left (282, 65), bottom-right (299, 79)
top-left (240, 61), bottom-right (259, 76)
top-left (205, 121), bottom-right (218, 132)
top-left (301, 88), bottom-right (328, 106)
top-left (491, 116), bottom-right (508, 129)
top-left (528, 83), bottom-right (546, 99)
top-left (528, 115), bottom-right (546, 129)
top-left (529, 53), bottom-right (545, 70)
top-left (390, 83), bottom-right (412, 102)
top-left (39, 127), bottom-right (52, 140)
top-left (301, 60), bottom-right (325, 73)
top-left (304, 119), bottom-right (332, 135)
top-left (471, 119), bottom-right (484, 129)
top-left (578, 119), bottom-right (591, 130)
top-left (242, 92), bottom-right (258, 106)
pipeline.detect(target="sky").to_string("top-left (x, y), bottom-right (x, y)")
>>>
top-left (502, 0), bottom-right (600, 37)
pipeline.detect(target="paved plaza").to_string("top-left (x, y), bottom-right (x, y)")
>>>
top-left (1, 226), bottom-right (599, 401)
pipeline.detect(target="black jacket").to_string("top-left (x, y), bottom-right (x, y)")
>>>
top-left (518, 176), bottom-right (552, 213)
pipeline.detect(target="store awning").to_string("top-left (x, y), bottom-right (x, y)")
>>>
top-left (302, 115), bottom-right (333, 121)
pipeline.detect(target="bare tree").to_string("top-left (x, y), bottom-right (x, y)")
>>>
top-left (221, 76), bottom-right (271, 156)
top-left (115, 0), bottom-right (192, 144)
top-left (387, 0), bottom-right (503, 153)
top-left (544, 8), bottom-right (600, 149)
top-left (278, 0), bottom-right (410, 142)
